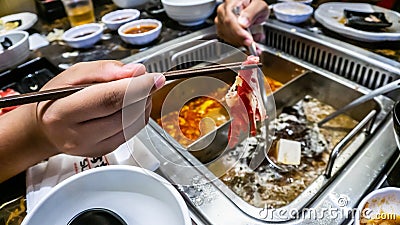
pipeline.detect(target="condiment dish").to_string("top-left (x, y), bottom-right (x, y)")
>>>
top-left (101, 9), bottom-right (140, 31)
top-left (277, 0), bottom-right (313, 5)
top-left (118, 19), bottom-right (161, 45)
top-left (62, 23), bottom-right (103, 49)
top-left (273, 2), bottom-right (313, 24)
top-left (112, 0), bottom-right (150, 8)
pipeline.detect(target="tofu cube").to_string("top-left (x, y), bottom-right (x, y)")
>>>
top-left (276, 139), bottom-right (301, 165)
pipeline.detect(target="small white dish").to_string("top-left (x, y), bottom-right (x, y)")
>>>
top-left (0, 12), bottom-right (38, 34)
top-left (278, 0), bottom-right (313, 5)
top-left (355, 187), bottom-right (400, 225)
top-left (21, 165), bottom-right (191, 225)
top-left (101, 9), bottom-right (140, 31)
top-left (161, 0), bottom-right (216, 26)
top-left (273, 2), bottom-right (313, 24)
top-left (0, 31), bottom-right (30, 72)
top-left (118, 19), bottom-right (162, 45)
top-left (62, 23), bottom-right (103, 49)
top-left (315, 2), bottom-right (400, 42)
top-left (112, 0), bottom-right (150, 8)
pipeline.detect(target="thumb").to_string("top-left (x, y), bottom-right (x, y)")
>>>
top-left (238, 2), bottom-right (270, 28)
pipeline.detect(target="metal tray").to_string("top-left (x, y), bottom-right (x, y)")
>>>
top-left (205, 68), bottom-right (391, 220)
top-left (0, 57), bottom-right (60, 93)
top-left (149, 48), bottom-right (393, 222)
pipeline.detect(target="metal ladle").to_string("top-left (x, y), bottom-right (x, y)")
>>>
top-left (232, 6), bottom-right (287, 172)
top-left (68, 208), bottom-right (127, 225)
top-left (318, 79), bottom-right (400, 127)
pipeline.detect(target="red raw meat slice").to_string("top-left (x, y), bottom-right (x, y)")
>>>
top-left (225, 56), bottom-right (266, 148)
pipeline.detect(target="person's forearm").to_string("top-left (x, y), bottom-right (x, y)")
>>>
top-left (0, 104), bottom-right (56, 183)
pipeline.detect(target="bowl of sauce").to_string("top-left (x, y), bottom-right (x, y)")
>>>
top-left (118, 19), bottom-right (162, 45)
top-left (62, 23), bottom-right (103, 49)
top-left (123, 24), bottom-right (158, 34)
top-left (101, 9), bottom-right (140, 31)
top-left (355, 187), bottom-right (400, 225)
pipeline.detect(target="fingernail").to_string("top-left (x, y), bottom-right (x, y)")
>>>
top-left (238, 16), bottom-right (249, 27)
top-left (153, 74), bottom-right (166, 90)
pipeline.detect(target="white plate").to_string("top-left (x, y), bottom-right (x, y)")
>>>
top-left (21, 165), bottom-right (191, 225)
top-left (314, 2), bottom-right (400, 42)
top-left (0, 12), bottom-right (38, 34)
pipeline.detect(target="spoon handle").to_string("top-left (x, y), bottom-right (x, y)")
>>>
top-left (232, 6), bottom-right (258, 56)
top-left (318, 79), bottom-right (400, 127)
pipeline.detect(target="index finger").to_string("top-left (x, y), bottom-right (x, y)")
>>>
top-left (46, 73), bottom-right (165, 122)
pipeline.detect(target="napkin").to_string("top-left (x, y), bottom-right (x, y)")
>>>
top-left (28, 33), bottom-right (49, 50)
top-left (25, 136), bottom-right (160, 213)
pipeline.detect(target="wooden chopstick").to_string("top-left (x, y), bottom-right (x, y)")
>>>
top-left (164, 62), bottom-right (243, 76)
top-left (0, 63), bottom-right (262, 108)
top-left (165, 62), bottom-right (261, 80)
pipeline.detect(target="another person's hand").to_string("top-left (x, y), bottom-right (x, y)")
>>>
top-left (0, 60), bottom-right (165, 182)
top-left (215, 0), bottom-right (270, 47)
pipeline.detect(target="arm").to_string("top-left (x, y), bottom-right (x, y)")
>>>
top-left (215, 0), bottom-right (270, 47)
top-left (0, 60), bottom-right (165, 183)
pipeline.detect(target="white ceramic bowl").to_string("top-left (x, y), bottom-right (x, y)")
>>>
top-left (118, 19), bottom-right (162, 45)
top-left (161, 0), bottom-right (216, 26)
top-left (277, 0), bottom-right (313, 5)
top-left (112, 0), bottom-right (150, 8)
top-left (0, 31), bottom-right (29, 72)
top-left (355, 187), bottom-right (400, 225)
top-left (102, 9), bottom-right (140, 31)
top-left (21, 165), bottom-right (191, 225)
top-left (273, 2), bottom-right (314, 24)
top-left (62, 23), bottom-right (103, 49)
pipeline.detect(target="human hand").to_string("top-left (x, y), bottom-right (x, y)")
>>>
top-left (35, 60), bottom-right (165, 157)
top-left (215, 0), bottom-right (270, 47)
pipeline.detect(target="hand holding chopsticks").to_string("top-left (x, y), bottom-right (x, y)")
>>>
top-left (0, 62), bottom-right (262, 108)
top-left (0, 61), bottom-right (156, 183)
